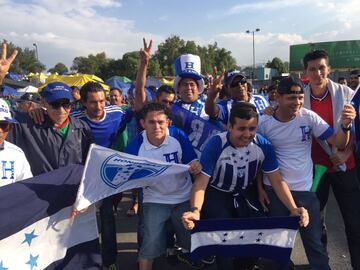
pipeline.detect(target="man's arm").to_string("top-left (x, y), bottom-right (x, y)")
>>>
top-left (133, 38), bottom-right (152, 112)
top-left (326, 104), bottom-right (356, 150)
top-left (266, 170), bottom-right (309, 227)
top-left (0, 43), bottom-right (18, 85)
top-left (182, 172), bottom-right (210, 230)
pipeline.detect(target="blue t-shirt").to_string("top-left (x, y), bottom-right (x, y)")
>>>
top-left (217, 95), bottom-right (269, 125)
top-left (201, 132), bottom-right (278, 192)
top-left (71, 105), bottom-right (133, 148)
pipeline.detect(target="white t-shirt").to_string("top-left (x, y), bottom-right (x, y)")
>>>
top-left (0, 140), bottom-right (33, 187)
top-left (125, 127), bottom-right (197, 204)
top-left (257, 108), bottom-right (333, 191)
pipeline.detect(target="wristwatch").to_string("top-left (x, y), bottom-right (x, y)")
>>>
top-left (341, 124), bottom-right (352, 132)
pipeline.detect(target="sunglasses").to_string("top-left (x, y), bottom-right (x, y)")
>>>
top-left (49, 101), bottom-right (71, 110)
top-left (230, 79), bottom-right (247, 88)
top-left (0, 122), bottom-right (11, 131)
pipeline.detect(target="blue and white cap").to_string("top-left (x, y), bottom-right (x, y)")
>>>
top-left (0, 99), bottom-right (17, 123)
top-left (173, 54), bottom-right (204, 93)
top-left (41, 82), bottom-right (73, 103)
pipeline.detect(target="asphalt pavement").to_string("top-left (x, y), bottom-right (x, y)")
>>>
top-left (106, 189), bottom-right (351, 270)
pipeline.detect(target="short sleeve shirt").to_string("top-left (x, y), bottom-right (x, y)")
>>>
top-left (125, 126), bottom-right (197, 204)
top-left (257, 108), bottom-right (333, 191)
top-left (200, 132), bottom-right (278, 192)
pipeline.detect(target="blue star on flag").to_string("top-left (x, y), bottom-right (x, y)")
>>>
top-left (26, 254), bottom-right (39, 270)
top-left (22, 229), bottom-right (38, 246)
top-left (0, 260), bottom-right (8, 270)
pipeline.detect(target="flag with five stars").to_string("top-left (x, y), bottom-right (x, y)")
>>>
top-left (0, 164), bottom-right (101, 270)
top-left (191, 216), bottom-right (299, 263)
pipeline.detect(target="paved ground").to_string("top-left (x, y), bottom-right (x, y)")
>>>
top-left (107, 189), bottom-right (351, 270)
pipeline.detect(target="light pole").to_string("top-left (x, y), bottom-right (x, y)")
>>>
top-left (33, 43), bottom-right (38, 61)
top-left (246, 28), bottom-right (260, 80)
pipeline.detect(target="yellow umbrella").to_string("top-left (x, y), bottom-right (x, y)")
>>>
top-left (40, 73), bottom-right (109, 90)
top-left (160, 78), bottom-right (175, 86)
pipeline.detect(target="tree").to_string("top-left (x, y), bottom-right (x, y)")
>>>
top-left (148, 59), bottom-right (162, 77)
top-left (48, 62), bottom-right (68, 74)
top-left (71, 52), bottom-right (108, 75)
top-left (266, 57), bottom-right (288, 74)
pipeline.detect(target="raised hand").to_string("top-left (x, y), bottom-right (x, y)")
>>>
top-left (0, 43), bottom-right (18, 78)
top-left (139, 38), bottom-right (152, 65)
top-left (207, 66), bottom-right (224, 98)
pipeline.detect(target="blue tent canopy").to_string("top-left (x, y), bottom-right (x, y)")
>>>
top-left (2, 85), bottom-right (21, 97)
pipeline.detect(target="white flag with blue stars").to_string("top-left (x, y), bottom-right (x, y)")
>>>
top-left (0, 164), bottom-right (101, 270)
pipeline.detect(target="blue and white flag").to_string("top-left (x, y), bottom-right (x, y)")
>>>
top-left (0, 164), bottom-right (101, 270)
top-left (191, 216), bottom-right (299, 263)
top-left (74, 144), bottom-right (190, 211)
top-left (171, 104), bottom-right (224, 157)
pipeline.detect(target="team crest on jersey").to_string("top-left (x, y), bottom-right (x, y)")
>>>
top-left (100, 154), bottom-right (171, 189)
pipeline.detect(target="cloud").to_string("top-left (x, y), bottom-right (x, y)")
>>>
top-left (228, 0), bottom-right (310, 14)
top-left (0, 0), bottom-right (163, 70)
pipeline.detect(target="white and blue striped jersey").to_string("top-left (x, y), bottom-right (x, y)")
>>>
top-left (257, 108), bottom-right (333, 191)
top-left (71, 105), bottom-right (133, 148)
top-left (201, 132), bottom-right (278, 192)
top-left (217, 95), bottom-right (269, 125)
top-left (125, 126), bottom-right (197, 204)
top-left (174, 95), bottom-right (209, 120)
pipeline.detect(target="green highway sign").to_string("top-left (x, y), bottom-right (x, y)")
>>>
top-left (290, 40), bottom-right (360, 71)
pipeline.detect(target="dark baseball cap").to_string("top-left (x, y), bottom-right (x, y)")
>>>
top-left (17, 93), bottom-right (41, 103)
top-left (224, 69), bottom-right (247, 86)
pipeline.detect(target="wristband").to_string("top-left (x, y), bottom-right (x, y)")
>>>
top-left (341, 124), bottom-right (352, 132)
top-left (191, 207), bottom-right (200, 213)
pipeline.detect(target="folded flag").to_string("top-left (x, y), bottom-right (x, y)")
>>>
top-left (74, 144), bottom-right (190, 211)
top-left (191, 216), bottom-right (299, 263)
top-left (0, 164), bottom-right (101, 270)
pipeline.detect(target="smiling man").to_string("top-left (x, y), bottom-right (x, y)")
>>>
top-left (257, 76), bottom-right (355, 270)
top-left (125, 102), bottom-right (202, 270)
top-left (302, 50), bottom-right (360, 270)
top-left (183, 102), bottom-right (309, 270)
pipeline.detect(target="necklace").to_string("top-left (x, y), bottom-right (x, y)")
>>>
top-left (310, 88), bottom-right (329, 101)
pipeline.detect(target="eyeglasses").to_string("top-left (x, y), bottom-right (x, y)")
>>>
top-left (49, 101), bottom-right (71, 110)
top-left (230, 79), bottom-right (247, 88)
top-left (0, 122), bottom-right (11, 131)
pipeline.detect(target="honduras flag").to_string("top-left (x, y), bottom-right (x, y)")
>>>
top-left (0, 164), bottom-right (101, 270)
top-left (74, 144), bottom-right (190, 211)
top-left (191, 216), bottom-right (299, 263)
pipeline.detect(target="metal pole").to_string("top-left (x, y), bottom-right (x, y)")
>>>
top-left (252, 31), bottom-right (255, 80)
top-left (33, 43), bottom-right (38, 61)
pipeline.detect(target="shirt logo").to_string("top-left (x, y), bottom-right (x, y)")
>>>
top-left (300, 125), bottom-right (312, 141)
top-left (163, 152), bottom-right (179, 163)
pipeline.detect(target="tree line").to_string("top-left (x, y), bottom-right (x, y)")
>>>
top-left (4, 36), bottom-right (288, 80)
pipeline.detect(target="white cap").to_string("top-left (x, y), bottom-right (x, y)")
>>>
top-left (0, 99), bottom-right (17, 123)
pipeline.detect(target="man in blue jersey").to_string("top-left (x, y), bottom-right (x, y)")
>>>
top-left (205, 69), bottom-right (269, 127)
top-left (182, 102), bottom-right (309, 270)
top-left (125, 102), bottom-right (201, 270)
top-left (70, 81), bottom-right (145, 270)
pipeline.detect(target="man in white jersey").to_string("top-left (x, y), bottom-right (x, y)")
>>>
top-left (0, 99), bottom-right (32, 187)
top-left (257, 76), bottom-right (355, 270)
top-left (125, 102), bottom-right (202, 270)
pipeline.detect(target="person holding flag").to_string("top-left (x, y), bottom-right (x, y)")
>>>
top-left (182, 102), bottom-right (309, 270)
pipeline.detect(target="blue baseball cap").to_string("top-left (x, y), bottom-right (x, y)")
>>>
top-left (41, 82), bottom-right (73, 103)
top-left (224, 69), bottom-right (246, 86)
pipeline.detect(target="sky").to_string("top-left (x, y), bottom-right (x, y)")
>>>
top-left (1, 0), bottom-right (359, 71)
